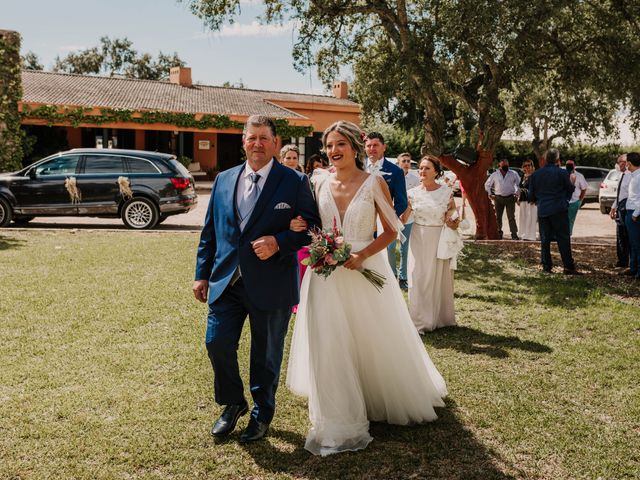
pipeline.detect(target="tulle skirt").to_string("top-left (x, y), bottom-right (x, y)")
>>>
top-left (287, 241), bottom-right (448, 456)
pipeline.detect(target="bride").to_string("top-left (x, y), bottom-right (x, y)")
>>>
top-left (287, 121), bottom-right (447, 456)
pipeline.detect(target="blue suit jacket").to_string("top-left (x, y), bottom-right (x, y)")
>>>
top-left (378, 158), bottom-right (408, 217)
top-left (195, 160), bottom-right (321, 310)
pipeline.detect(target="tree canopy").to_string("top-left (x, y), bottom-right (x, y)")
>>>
top-left (184, 1), bottom-right (640, 238)
top-left (182, 0), bottom-right (639, 155)
top-left (52, 36), bottom-right (186, 80)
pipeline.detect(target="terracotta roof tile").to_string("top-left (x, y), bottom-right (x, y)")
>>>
top-left (21, 70), bottom-right (359, 120)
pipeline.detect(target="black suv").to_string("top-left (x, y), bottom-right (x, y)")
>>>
top-left (0, 149), bottom-right (197, 229)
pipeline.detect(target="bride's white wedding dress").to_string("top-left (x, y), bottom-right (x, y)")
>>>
top-left (287, 173), bottom-right (447, 456)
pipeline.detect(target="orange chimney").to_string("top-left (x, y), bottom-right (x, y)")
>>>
top-left (170, 67), bottom-right (192, 87)
top-left (332, 80), bottom-right (348, 99)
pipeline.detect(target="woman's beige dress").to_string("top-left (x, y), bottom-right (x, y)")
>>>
top-left (407, 185), bottom-right (457, 333)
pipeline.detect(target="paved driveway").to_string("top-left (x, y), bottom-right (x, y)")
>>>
top-left (5, 194), bottom-right (617, 243)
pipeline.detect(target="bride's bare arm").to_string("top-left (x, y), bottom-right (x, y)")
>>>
top-left (344, 176), bottom-right (397, 270)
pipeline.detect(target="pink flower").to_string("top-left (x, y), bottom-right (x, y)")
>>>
top-left (324, 254), bottom-right (338, 265)
top-left (334, 236), bottom-right (344, 247)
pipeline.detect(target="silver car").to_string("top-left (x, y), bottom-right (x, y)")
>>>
top-left (598, 169), bottom-right (621, 214)
top-left (573, 166), bottom-right (609, 203)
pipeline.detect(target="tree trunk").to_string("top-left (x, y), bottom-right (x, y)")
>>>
top-left (439, 150), bottom-right (499, 240)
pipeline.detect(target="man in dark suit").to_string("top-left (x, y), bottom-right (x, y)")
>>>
top-left (193, 115), bottom-right (320, 442)
top-left (527, 148), bottom-right (579, 274)
top-left (364, 132), bottom-right (408, 279)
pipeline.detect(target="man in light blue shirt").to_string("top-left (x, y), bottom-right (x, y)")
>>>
top-left (623, 152), bottom-right (640, 280)
top-left (485, 159), bottom-right (521, 239)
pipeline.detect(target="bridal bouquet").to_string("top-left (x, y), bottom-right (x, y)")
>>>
top-left (301, 218), bottom-right (386, 291)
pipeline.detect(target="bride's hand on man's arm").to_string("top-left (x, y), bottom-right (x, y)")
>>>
top-left (290, 215), bottom-right (307, 232)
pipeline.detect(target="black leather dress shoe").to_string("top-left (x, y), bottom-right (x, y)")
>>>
top-left (211, 402), bottom-right (248, 437)
top-left (239, 418), bottom-right (269, 443)
top-left (563, 268), bottom-right (583, 275)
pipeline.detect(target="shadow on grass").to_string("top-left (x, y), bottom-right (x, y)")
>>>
top-left (424, 326), bottom-right (552, 358)
top-left (241, 400), bottom-right (517, 480)
top-left (0, 235), bottom-right (26, 251)
top-left (458, 245), bottom-right (594, 309)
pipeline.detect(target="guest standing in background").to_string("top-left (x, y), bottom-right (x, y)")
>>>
top-left (304, 153), bottom-right (329, 176)
top-left (611, 154), bottom-right (631, 270)
top-left (527, 148), bottom-right (579, 274)
top-left (484, 159), bottom-right (520, 240)
top-left (623, 152), bottom-right (640, 281)
top-left (393, 153), bottom-right (421, 290)
top-left (364, 132), bottom-right (408, 276)
top-left (518, 159), bottom-right (538, 241)
top-left (565, 160), bottom-right (588, 236)
top-left (403, 156), bottom-right (459, 333)
top-left (280, 144), bottom-right (304, 173)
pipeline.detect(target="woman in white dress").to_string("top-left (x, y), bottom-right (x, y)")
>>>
top-left (287, 121), bottom-right (447, 456)
top-left (518, 159), bottom-right (538, 241)
top-left (403, 156), bottom-right (459, 333)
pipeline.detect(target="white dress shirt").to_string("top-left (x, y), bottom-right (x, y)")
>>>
top-left (626, 169), bottom-right (640, 218)
top-left (569, 170), bottom-right (588, 203)
top-left (235, 158), bottom-right (274, 212)
top-left (366, 157), bottom-right (384, 174)
top-left (484, 169), bottom-right (520, 196)
top-left (612, 171), bottom-right (631, 210)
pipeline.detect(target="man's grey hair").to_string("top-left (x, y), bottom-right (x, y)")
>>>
top-left (544, 148), bottom-right (560, 163)
top-left (243, 115), bottom-right (277, 138)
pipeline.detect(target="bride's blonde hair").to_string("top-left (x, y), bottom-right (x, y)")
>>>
top-left (322, 121), bottom-right (366, 170)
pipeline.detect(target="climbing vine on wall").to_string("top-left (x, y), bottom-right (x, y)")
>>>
top-left (0, 30), bottom-right (25, 172)
top-left (21, 105), bottom-right (314, 139)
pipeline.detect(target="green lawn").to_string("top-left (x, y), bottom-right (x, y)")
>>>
top-left (1, 231), bottom-right (638, 479)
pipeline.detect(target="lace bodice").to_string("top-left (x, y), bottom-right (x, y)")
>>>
top-left (408, 185), bottom-right (452, 226)
top-left (316, 174), bottom-right (377, 243)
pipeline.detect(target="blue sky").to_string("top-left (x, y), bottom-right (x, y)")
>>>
top-left (3, 0), bottom-right (329, 94)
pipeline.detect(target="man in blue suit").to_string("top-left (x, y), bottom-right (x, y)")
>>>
top-left (193, 115), bottom-right (320, 442)
top-left (365, 132), bottom-right (408, 279)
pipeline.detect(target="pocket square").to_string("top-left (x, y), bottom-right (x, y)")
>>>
top-left (274, 202), bottom-right (291, 210)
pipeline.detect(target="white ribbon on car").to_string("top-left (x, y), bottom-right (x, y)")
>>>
top-left (64, 177), bottom-right (81, 204)
top-left (118, 176), bottom-right (133, 200)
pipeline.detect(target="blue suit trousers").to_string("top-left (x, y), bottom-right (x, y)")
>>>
top-left (205, 278), bottom-right (291, 424)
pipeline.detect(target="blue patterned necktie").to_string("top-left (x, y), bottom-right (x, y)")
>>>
top-left (238, 172), bottom-right (261, 231)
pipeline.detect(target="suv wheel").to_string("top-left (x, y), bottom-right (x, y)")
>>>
top-left (0, 197), bottom-right (13, 228)
top-left (121, 198), bottom-right (159, 229)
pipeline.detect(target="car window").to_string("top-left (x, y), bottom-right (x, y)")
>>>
top-left (606, 170), bottom-right (621, 182)
top-left (169, 159), bottom-right (191, 177)
top-left (127, 157), bottom-right (160, 173)
top-left (35, 155), bottom-right (80, 176)
top-left (578, 168), bottom-right (606, 180)
top-left (84, 155), bottom-right (124, 174)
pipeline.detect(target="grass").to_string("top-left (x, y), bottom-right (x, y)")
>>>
top-left (0, 230), bottom-right (638, 479)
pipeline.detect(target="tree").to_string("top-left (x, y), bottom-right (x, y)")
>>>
top-left (182, 0), bottom-right (640, 238)
top-left (52, 36), bottom-right (185, 80)
top-left (21, 51), bottom-right (43, 70)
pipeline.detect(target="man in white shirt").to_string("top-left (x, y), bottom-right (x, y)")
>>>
top-left (395, 153), bottom-right (420, 289)
top-left (565, 160), bottom-right (588, 236)
top-left (611, 154), bottom-right (631, 269)
top-left (623, 152), bottom-right (640, 280)
top-left (484, 159), bottom-right (520, 239)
